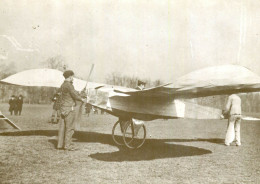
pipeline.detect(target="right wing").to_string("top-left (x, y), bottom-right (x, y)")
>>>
top-left (113, 65), bottom-right (260, 98)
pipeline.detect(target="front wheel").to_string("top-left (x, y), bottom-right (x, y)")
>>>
top-left (112, 121), bottom-right (124, 146)
top-left (123, 120), bottom-right (146, 149)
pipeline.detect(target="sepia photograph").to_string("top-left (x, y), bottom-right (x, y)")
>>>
top-left (0, 0), bottom-right (260, 183)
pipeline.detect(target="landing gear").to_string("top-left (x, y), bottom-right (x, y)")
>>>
top-left (123, 120), bottom-right (146, 149)
top-left (112, 120), bottom-right (124, 146)
top-left (112, 119), bottom-right (146, 149)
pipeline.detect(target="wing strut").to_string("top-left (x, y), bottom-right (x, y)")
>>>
top-left (0, 111), bottom-right (21, 130)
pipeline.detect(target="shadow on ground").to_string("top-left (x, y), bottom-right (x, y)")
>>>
top-left (0, 130), bottom-right (220, 161)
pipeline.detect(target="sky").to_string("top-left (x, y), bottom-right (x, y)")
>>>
top-left (1, 0), bottom-right (260, 83)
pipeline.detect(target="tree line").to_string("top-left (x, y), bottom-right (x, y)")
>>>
top-left (105, 72), bottom-right (163, 88)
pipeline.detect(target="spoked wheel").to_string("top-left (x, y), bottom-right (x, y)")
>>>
top-left (123, 120), bottom-right (146, 149)
top-left (112, 120), bottom-right (124, 146)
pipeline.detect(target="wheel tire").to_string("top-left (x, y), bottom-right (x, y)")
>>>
top-left (112, 121), bottom-right (124, 146)
top-left (123, 120), bottom-right (146, 149)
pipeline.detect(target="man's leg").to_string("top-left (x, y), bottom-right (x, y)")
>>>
top-left (225, 116), bottom-right (235, 145)
top-left (57, 119), bottom-right (65, 149)
top-left (19, 107), bottom-right (22, 115)
top-left (56, 110), bottom-right (61, 123)
top-left (64, 111), bottom-right (76, 150)
top-left (235, 117), bottom-right (242, 146)
top-left (51, 109), bottom-right (56, 123)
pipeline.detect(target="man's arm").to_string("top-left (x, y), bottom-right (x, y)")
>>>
top-left (52, 95), bottom-right (57, 102)
top-left (68, 84), bottom-right (84, 102)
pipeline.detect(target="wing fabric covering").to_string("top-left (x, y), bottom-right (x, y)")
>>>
top-left (0, 68), bottom-right (108, 91)
top-left (116, 65), bottom-right (260, 98)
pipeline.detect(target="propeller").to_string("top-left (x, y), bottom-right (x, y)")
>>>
top-left (76, 64), bottom-right (95, 129)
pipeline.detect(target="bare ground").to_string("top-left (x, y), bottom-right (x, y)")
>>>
top-left (0, 103), bottom-right (259, 184)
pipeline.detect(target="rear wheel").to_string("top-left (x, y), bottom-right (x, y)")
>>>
top-left (123, 120), bottom-right (146, 149)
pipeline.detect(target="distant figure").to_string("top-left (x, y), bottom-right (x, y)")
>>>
top-left (16, 95), bottom-right (24, 115)
top-left (9, 95), bottom-right (17, 115)
top-left (13, 96), bottom-right (19, 115)
top-left (50, 91), bottom-right (61, 124)
top-left (224, 94), bottom-right (242, 146)
top-left (135, 80), bottom-right (146, 90)
top-left (85, 103), bottom-right (92, 117)
top-left (92, 106), bottom-right (98, 114)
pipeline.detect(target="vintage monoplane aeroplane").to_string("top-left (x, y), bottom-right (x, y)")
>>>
top-left (1, 64), bottom-right (260, 148)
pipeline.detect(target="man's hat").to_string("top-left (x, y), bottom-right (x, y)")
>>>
top-left (63, 70), bottom-right (74, 79)
top-left (137, 80), bottom-right (146, 86)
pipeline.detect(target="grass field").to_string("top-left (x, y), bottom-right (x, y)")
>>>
top-left (0, 103), bottom-right (259, 184)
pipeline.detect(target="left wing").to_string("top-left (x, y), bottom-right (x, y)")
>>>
top-left (0, 68), bottom-right (108, 91)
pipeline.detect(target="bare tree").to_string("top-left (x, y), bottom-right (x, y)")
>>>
top-left (106, 73), bottom-right (163, 89)
top-left (41, 55), bottom-right (67, 71)
top-left (0, 62), bottom-right (16, 79)
top-left (153, 79), bottom-right (163, 87)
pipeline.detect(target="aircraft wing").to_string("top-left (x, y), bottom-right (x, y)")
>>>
top-left (0, 68), bottom-right (110, 91)
top-left (115, 65), bottom-right (260, 98)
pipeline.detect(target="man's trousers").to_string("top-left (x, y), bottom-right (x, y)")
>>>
top-left (57, 111), bottom-right (76, 149)
top-left (225, 115), bottom-right (242, 145)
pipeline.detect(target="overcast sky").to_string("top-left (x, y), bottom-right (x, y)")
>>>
top-left (1, 0), bottom-right (260, 83)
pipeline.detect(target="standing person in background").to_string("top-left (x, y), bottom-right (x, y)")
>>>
top-left (57, 70), bottom-right (87, 151)
top-left (85, 103), bottom-right (91, 117)
top-left (224, 94), bottom-right (242, 146)
top-left (9, 95), bottom-right (16, 115)
top-left (14, 96), bottom-right (19, 115)
top-left (16, 95), bottom-right (24, 115)
top-left (92, 106), bottom-right (98, 114)
top-left (50, 91), bottom-right (61, 124)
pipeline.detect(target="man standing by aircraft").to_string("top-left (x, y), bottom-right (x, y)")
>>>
top-left (224, 94), bottom-right (242, 146)
top-left (57, 70), bottom-right (87, 151)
